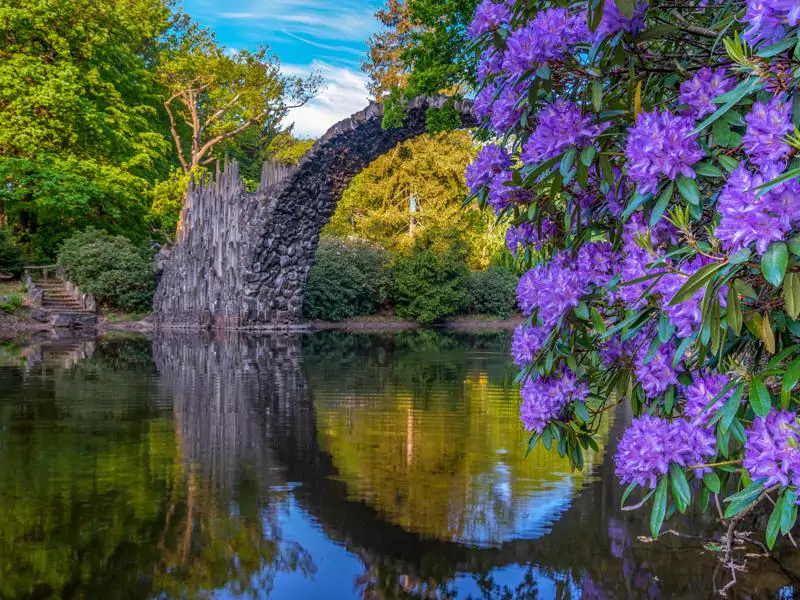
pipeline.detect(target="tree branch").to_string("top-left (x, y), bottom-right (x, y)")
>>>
top-left (164, 95), bottom-right (189, 174)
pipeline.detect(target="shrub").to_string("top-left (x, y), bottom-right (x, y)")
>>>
top-left (391, 234), bottom-right (469, 323)
top-left (465, 267), bottom-right (518, 318)
top-left (0, 229), bottom-right (24, 277)
top-left (303, 237), bottom-right (391, 321)
top-left (58, 228), bottom-right (155, 312)
top-left (463, 0), bottom-right (800, 553)
top-left (0, 293), bottom-right (23, 314)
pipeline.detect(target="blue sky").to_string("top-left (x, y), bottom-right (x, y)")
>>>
top-left (181, 0), bottom-right (384, 137)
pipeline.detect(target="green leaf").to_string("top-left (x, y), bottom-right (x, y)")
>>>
top-left (788, 236), bottom-right (800, 257)
top-left (621, 481), bottom-right (637, 509)
top-left (591, 80), bottom-right (603, 112)
top-left (675, 175), bottom-right (700, 205)
top-left (718, 155), bottom-right (740, 173)
top-left (703, 471), bottom-right (721, 494)
top-left (658, 314), bottom-right (674, 343)
top-left (650, 182), bottom-right (674, 226)
top-left (757, 35), bottom-right (798, 57)
top-left (783, 356), bottom-right (800, 398)
top-left (669, 262), bottom-right (726, 305)
top-left (728, 248), bottom-right (752, 264)
top-left (651, 477), bottom-right (668, 537)
top-left (622, 190), bottom-right (652, 221)
top-left (782, 489), bottom-right (797, 534)
top-left (755, 167), bottom-right (800, 195)
top-left (727, 285), bottom-right (743, 336)
top-left (614, 0), bottom-right (634, 18)
top-left (573, 400), bottom-right (590, 424)
top-left (590, 307), bottom-right (606, 333)
top-left (784, 273), bottom-right (800, 320)
top-left (694, 162), bottom-right (724, 178)
top-left (734, 278), bottom-right (758, 299)
top-left (580, 146), bottom-right (596, 167)
top-left (761, 242), bottom-right (789, 287)
top-left (724, 479), bottom-right (765, 511)
top-left (767, 494), bottom-right (784, 549)
top-left (670, 464), bottom-right (691, 513)
top-left (559, 148), bottom-right (577, 177)
top-left (749, 377), bottom-right (772, 417)
top-left (712, 118), bottom-right (731, 147)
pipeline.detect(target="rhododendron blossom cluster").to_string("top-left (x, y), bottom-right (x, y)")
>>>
top-left (463, 0), bottom-right (800, 547)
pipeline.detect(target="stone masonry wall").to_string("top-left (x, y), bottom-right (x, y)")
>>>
top-left (152, 96), bottom-right (475, 329)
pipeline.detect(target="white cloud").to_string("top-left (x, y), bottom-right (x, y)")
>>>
top-left (282, 61), bottom-right (370, 138)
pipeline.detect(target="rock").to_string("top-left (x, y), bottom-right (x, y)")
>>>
top-left (49, 313), bottom-right (98, 328)
top-left (30, 309), bottom-right (49, 323)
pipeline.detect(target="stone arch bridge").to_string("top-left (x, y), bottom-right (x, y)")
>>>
top-left (153, 96), bottom-right (476, 329)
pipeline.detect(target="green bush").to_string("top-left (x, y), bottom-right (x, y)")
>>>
top-left (0, 229), bottom-right (24, 277)
top-left (391, 235), bottom-right (469, 324)
top-left (0, 293), bottom-right (23, 314)
top-left (58, 228), bottom-right (155, 312)
top-left (303, 237), bottom-right (391, 321)
top-left (465, 267), bottom-right (518, 318)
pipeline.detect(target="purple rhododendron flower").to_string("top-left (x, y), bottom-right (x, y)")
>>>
top-left (683, 373), bottom-right (732, 425)
top-left (486, 170), bottom-right (531, 213)
top-left (520, 369), bottom-right (589, 434)
top-left (502, 8), bottom-right (588, 78)
top-left (477, 48), bottom-right (505, 83)
top-left (616, 415), bottom-right (716, 488)
top-left (618, 216), bottom-right (667, 309)
top-left (743, 0), bottom-right (800, 46)
top-left (517, 253), bottom-right (587, 327)
top-left (474, 84), bottom-right (496, 120)
top-left (468, 0), bottom-right (513, 38)
top-left (715, 166), bottom-right (796, 255)
top-left (634, 337), bottom-right (679, 398)
top-left (744, 410), bottom-right (800, 489)
top-left (594, 1), bottom-right (648, 38)
top-left (511, 324), bottom-right (549, 366)
top-left (600, 336), bottom-right (634, 369)
top-left (679, 67), bottom-right (735, 119)
top-left (505, 220), bottom-right (556, 255)
top-left (576, 241), bottom-right (617, 288)
top-left (520, 99), bottom-right (608, 164)
top-left (625, 111), bottom-right (704, 194)
top-left (490, 82), bottom-right (526, 135)
top-left (743, 97), bottom-right (793, 169)
top-left (465, 144), bottom-right (512, 193)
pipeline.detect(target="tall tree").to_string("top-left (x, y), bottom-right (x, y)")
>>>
top-left (362, 0), bottom-right (414, 99)
top-left (157, 25), bottom-right (320, 175)
top-left (0, 0), bottom-right (176, 256)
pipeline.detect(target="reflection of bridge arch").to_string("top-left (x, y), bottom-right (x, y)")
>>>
top-left (153, 97), bottom-right (475, 329)
top-left (152, 331), bottom-right (620, 581)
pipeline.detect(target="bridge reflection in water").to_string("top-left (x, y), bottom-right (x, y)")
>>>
top-left (1, 331), bottom-right (797, 599)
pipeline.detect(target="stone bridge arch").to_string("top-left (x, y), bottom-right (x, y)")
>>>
top-left (153, 96), bottom-right (476, 329)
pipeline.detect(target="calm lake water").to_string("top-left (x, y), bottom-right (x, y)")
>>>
top-left (1, 330), bottom-right (799, 599)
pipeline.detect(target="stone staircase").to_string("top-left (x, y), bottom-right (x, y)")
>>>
top-left (33, 279), bottom-right (97, 327)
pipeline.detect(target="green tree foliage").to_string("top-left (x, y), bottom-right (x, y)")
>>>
top-left (58, 228), bottom-right (155, 312)
top-left (390, 232), bottom-right (469, 323)
top-left (326, 131), bottom-right (505, 269)
top-left (0, 0), bottom-right (176, 257)
top-left (221, 126), bottom-right (316, 184)
top-left (0, 229), bottom-right (24, 277)
top-left (158, 25), bottom-right (320, 176)
top-left (303, 237), bottom-right (392, 321)
top-left (465, 268), bottom-right (518, 318)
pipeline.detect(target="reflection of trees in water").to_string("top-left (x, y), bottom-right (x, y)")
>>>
top-left (0, 335), bottom-right (313, 599)
top-left (4, 333), bottom-right (799, 599)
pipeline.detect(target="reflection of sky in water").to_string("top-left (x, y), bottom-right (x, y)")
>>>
top-left (229, 497), bottom-right (583, 600)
